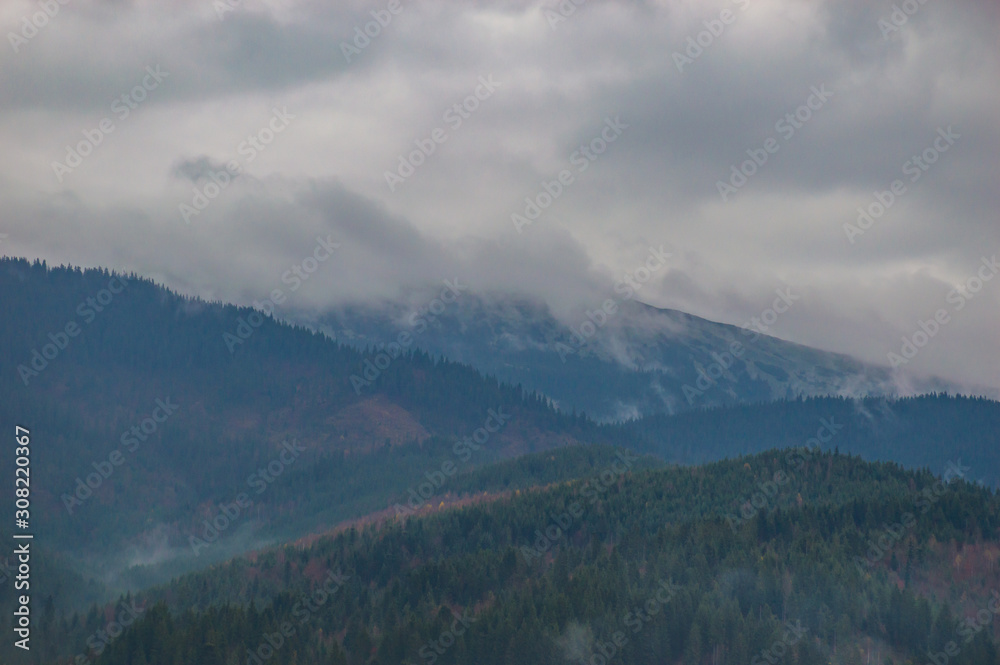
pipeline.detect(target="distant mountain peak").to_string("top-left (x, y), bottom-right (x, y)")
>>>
top-left (316, 288), bottom-right (956, 421)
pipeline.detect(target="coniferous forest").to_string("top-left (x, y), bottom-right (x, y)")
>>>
top-left (1, 261), bottom-right (998, 665)
top-left (17, 448), bottom-right (1000, 665)
top-left (4, 1), bottom-right (998, 662)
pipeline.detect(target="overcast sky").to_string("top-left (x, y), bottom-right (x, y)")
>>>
top-left (1, 0), bottom-right (997, 393)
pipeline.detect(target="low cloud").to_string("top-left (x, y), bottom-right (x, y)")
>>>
top-left (0, 0), bottom-right (996, 393)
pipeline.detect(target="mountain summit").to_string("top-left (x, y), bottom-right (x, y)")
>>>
top-left (319, 292), bottom-right (951, 420)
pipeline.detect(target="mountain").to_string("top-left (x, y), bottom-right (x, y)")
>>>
top-left (316, 292), bottom-right (954, 421)
top-left (1, 258), bottom-right (996, 598)
top-left (0, 258), bottom-right (624, 587)
top-left (1, 257), bottom-right (998, 665)
top-left (623, 394), bottom-right (1000, 488)
top-left (22, 448), bottom-right (1000, 665)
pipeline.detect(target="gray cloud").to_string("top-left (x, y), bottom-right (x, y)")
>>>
top-left (0, 0), bottom-right (996, 393)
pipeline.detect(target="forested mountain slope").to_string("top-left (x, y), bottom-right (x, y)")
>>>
top-left (26, 449), bottom-right (1000, 665)
top-left (2, 258), bottom-right (998, 651)
top-left (0, 258), bottom-right (615, 579)
top-left (625, 394), bottom-right (1000, 487)
top-left (319, 293), bottom-right (959, 421)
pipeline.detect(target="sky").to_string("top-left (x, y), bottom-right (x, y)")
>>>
top-left (0, 0), bottom-right (997, 393)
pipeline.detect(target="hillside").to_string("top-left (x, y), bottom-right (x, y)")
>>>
top-left (0, 258), bottom-right (618, 582)
top-left (318, 293), bottom-right (959, 420)
top-left (625, 394), bottom-right (1000, 487)
top-left (1, 258), bottom-right (998, 596)
top-left (23, 449), bottom-right (1000, 665)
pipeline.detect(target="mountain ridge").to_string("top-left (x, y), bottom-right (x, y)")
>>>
top-left (315, 289), bottom-right (962, 420)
